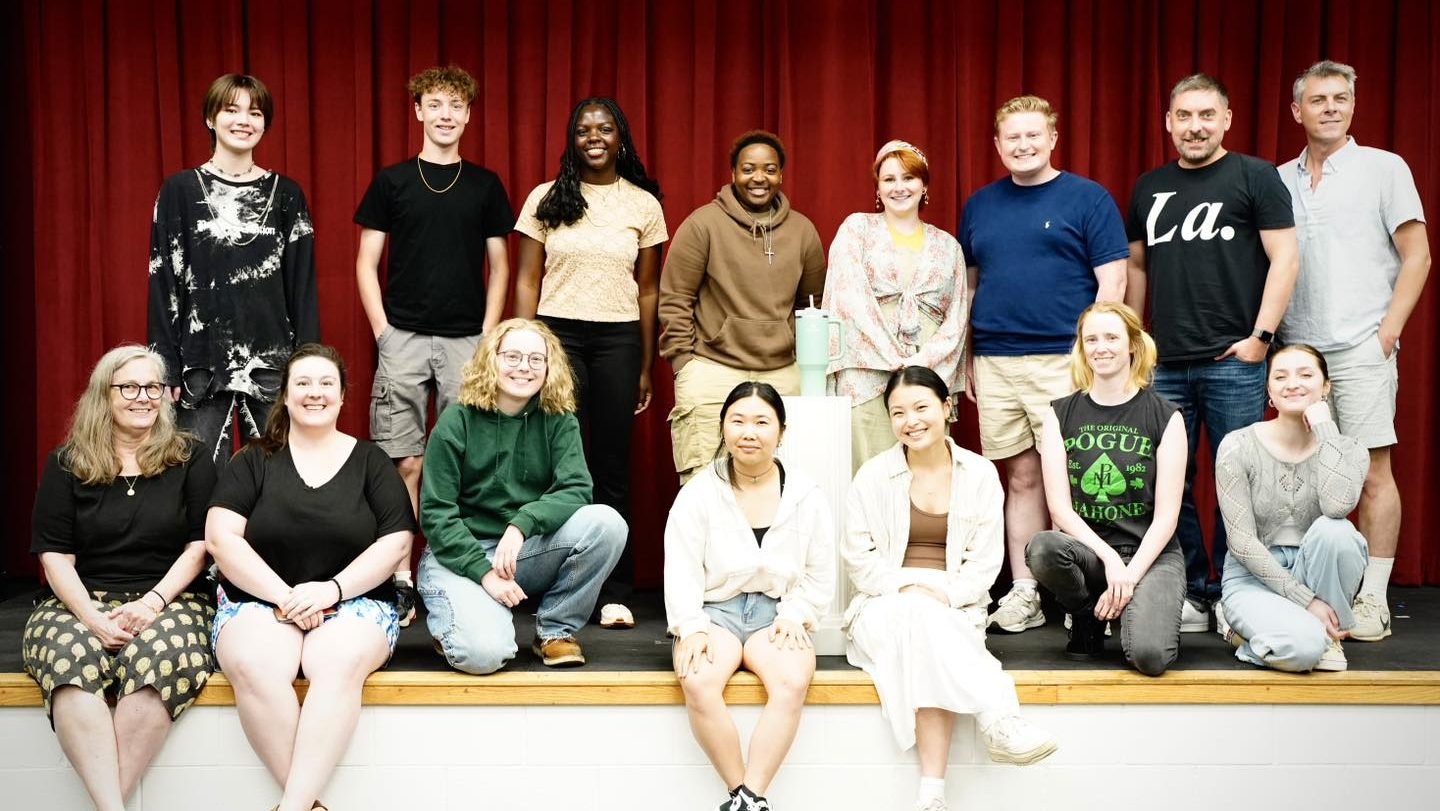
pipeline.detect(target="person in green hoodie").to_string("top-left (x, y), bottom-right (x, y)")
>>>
top-left (417, 318), bottom-right (627, 670)
top-left (659, 130), bottom-right (827, 483)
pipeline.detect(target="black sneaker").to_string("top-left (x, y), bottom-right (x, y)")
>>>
top-left (723, 785), bottom-right (771, 811)
top-left (1064, 610), bottom-right (1105, 660)
top-left (740, 786), bottom-right (771, 810)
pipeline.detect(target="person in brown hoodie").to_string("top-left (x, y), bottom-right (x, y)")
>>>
top-left (660, 130), bottom-right (827, 482)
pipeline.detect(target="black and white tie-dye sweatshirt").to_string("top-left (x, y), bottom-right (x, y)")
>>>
top-left (147, 168), bottom-right (319, 402)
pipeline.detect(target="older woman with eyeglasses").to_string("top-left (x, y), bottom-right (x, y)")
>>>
top-left (418, 318), bottom-right (627, 672)
top-left (24, 345), bottom-right (217, 811)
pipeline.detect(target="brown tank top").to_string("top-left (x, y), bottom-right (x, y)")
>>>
top-left (902, 501), bottom-right (948, 570)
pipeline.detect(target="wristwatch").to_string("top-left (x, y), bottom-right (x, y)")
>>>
top-left (1251, 327), bottom-right (1275, 344)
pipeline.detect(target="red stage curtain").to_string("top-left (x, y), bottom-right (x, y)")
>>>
top-left (7, 1), bottom-right (1438, 587)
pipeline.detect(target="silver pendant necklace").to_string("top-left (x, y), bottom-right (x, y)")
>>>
top-left (121, 474), bottom-right (140, 496)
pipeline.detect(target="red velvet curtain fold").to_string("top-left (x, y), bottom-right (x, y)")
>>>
top-left (7, 0), bottom-right (1438, 586)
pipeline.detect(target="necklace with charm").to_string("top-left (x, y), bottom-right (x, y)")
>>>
top-left (121, 474), bottom-right (140, 496)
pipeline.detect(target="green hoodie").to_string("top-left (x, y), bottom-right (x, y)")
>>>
top-left (420, 396), bottom-right (592, 582)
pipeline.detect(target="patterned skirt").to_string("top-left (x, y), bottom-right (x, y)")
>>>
top-left (21, 591), bottom-right (216, 723)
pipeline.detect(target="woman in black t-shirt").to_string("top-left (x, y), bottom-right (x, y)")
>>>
top-left (207, 344), bottom-right (414, 811)
top-left (1027, 302), bottom-right (1189, 675)
top-left (24, 344), bottom-right (217, 811)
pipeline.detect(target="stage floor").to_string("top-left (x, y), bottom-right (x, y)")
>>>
top-left (3, 584), bottom-right (1437, 674)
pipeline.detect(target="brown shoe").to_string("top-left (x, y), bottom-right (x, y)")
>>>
top-left (532, 635), bottom-right (586, 667)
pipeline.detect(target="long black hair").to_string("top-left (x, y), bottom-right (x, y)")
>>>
top-left (534, 97), bottom-right (662, 229)
top-left (711, 381), bottom-right (787, 484)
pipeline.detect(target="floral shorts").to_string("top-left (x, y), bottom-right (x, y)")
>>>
top-left (211, 584), bottom-right (400, 654)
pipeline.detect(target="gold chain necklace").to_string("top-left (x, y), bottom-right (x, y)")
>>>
top-left (417, 158), bottom-right (462, 193)
top-left (581, 181), bottom-right (622, 227)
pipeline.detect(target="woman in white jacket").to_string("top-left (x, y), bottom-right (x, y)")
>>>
top-left (844, 366), bottom-right (1055, 811)
top-left (665, 381), bottom-right (835, 811)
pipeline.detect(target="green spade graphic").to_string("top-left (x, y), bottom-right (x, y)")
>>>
top-left (1081, 452), bottom-right (1126, 503)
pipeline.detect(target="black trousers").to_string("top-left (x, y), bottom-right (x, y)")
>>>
top-left (540, 316), bottom-right (643, 601)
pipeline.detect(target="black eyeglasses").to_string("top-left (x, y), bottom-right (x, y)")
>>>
top-left (112, 383), bottom-right (166, 401)
top-left (496, 351), bottom-right (548, 370)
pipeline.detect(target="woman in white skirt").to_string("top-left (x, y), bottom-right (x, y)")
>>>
top-left (844, 366), bottom-right (1056, 811)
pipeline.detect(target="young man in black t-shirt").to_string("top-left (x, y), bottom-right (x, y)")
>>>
top-left (355, 66), bottom-right (515, 622)
top-left (1123, 74), bottom-right (1299, 633)
top-left (354, 66), bottom-right (516, 513)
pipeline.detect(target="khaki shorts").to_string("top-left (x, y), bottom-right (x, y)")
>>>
top-left (370, 326), bottom-right (482, 458)
top-left (850, 395), bottom-right (899, 474)
top-left (1325, 334), bottom-right (1399, 449)
top-left (973, 353), bottom-right (1073, 460)
top-left (667, 357), bottom-right (800, 481)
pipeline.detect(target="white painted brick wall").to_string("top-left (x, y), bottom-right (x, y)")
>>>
top-left (2, 704), bottom-right (1434, 810)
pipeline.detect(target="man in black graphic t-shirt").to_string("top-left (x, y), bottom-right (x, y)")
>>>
top-left (1124, 74), bottom-right (1298, 630)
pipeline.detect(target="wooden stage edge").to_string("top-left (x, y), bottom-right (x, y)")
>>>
top-left (3, 669), bottom-right (1439, 708)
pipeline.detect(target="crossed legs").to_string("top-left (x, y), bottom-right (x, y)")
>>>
top-left (676, 625), bottom-right (815, 795)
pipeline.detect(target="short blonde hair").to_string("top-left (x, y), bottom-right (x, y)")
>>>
top-left (458, 319), bottom-right (577, 414)
top-left (62, 345), bottom-right (193, 484)
top-left (1069, 302), bottom-right (1158, 392)
top-left (994, 95), bottom-right (1057, 134)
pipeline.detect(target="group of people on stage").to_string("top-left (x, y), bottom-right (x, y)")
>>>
top-left (22, 57), bottom-right (1429, 811)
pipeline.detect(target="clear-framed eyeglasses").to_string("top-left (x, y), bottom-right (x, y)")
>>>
top-left (496, 350), bottom-right (548, 371)
top-left (111, 382), bottom-right (166, 401)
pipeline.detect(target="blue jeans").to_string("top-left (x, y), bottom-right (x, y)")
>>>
top-left (417, 504), bottom-right (626, 674)
top-left (1152, 356), bottom-right (1266, 605)
top-left (1220, 517), bottom-right (1367, 672)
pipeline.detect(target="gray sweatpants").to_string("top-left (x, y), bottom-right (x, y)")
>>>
top-left (1026, 531), bottom-right (1187, 676)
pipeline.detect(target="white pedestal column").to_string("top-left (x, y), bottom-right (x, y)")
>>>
top-left (777, 395), bottom-right (852, 655)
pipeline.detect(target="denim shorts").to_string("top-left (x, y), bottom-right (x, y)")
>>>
top-left (212, 584), bottom-right (400, 654)
top-left (702, 592), bottom-right (779, 644)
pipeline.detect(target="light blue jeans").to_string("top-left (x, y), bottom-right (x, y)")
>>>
top-left (702, 592), bottom-right (780, 644)
top-left (418, 504), bottom-right (626, 674)
top-left (1220, 516), bottom-right (1367, 672)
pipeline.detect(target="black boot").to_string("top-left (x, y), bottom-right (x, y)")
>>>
top-left (1065, 610), bottom-right (1106, 660)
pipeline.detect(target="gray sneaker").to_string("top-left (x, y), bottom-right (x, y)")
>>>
top-left (988, 585), bottom-right (1045, 633)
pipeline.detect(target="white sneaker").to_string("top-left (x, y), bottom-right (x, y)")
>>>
top-left (1315, 639), bottom-right (1348, 672)
top-left (1180, 599), bottom-right (1210, 633)
top-left (598, 603), bottom-right (635, 629)
top-left (1214, 600), bottom-right (1231, 640)
top-left (1349, 593), bottom-right (1392, 641)
top-left (913, 798), bottom-right (947, 811)
top-left (981, 715), bottom-right (1058, 766)
top-left (987, 585), bottom-right (1045, 633)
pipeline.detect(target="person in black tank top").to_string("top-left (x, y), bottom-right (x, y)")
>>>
top-left (1026, 303), bottom-right (1189, 675)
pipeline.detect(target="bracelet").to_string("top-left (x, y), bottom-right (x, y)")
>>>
top-left (145, 590), bottom-right (167, 610)
top-left (331, 578), bottom-right (345, 602)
